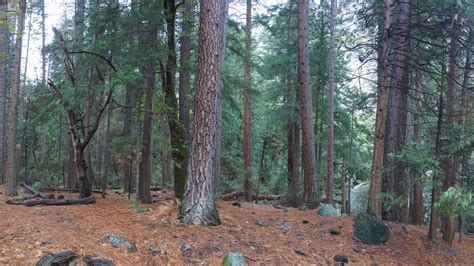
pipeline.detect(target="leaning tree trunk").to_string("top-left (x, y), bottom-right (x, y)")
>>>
top-left (5, 0), bottom-right (26, 196)
top-left (326, 0), bottom-right (337, 205)
top-left (368, 0), bottom-right (392, 219)
top-left (180, 0), bottom-right (226, 226)
top-left (298, 0), bottom-right (318, 209)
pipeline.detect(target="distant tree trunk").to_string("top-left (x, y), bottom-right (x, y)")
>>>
top-left (102, 102), bottom-right (113, 196)
top-left (326, 0), bottom-right (337, 205)
top-left (0, 0), bottom-right (8, 184)
top-left (442, 14), bottom-right (460, 247)
top-left (298, 0), bottom-right (318, 208)
top-left (368, 0), bottom-right (392, 219)
top-left (428, 86), bottom-right (444, 240)
top-left (67, 137), bottom-right (77, 189)
top-left (163, 0), bottom-right (188, 201)
top-left (41, 0), bottom-right (45, 86)
top-left (178, 0), bottom-right (192, 145)
top-left (5, 0), bottom-right (26, 196)
top-left (180, 0), bottom-right (225, 226)
top-left (138, 33), bottom-right (156, 204)
top-left (412, 70), bottom-right (424, 225)
top-left (341, 158), bottom-right (347, 215)
top-left (161, 114), bottom-right (172, 188)
top-left (243, 0), bottom-right (253, 202)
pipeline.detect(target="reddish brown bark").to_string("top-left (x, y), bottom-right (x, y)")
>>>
top-left (298, 0), bottom-right (317, 208)
top-left (412, 70), bottom-right (424, 225)
top-left (368, 0), bottom-right (392, 219)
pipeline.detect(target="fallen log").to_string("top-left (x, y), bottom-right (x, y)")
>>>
top-left (220, 191), bottom-right (282, 201)
top-left (19, 182), bottom-right (54, 199)
top-left (42, 187), bottom-right (105, 194)
top-left (6, 196), bottom-right (96, 207)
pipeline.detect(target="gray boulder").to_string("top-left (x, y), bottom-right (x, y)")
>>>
top-left (36, 251), bottom-right (76, 266)
top-left (319, 204), bottom-right (340, 217)
top-left (467, 223), bottom-right (474, 234)
top-left (222, 252), bottom-right (245, 266)
top-left (350, 182), bottom-right (369, 215)
top-left (354, 213), bottom-right (390, 245)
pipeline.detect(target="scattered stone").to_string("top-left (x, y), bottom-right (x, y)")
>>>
top-left (353, 213), bottom-right (390, 245)
top-left (148, 246), bottom-right (161, 256)
top-left (181, 243), bottom-right (193, 256)
top-left (107, 234), bottom-right (137, 253)
top-left (298, 205), bottom-right (307, 211)
top-left (222, 252), bottom-right (245, 266)
top-left (283, 207), bottom-right (292, 213)
top-left (466, 223), bottom-right (474, 234)
top-left (278, 221), bottom-right (293, 231)
top-left (330, 227), bottom-right (341, 235)
top-left (294, 248), bottom-right (307, 256)
top-left (36, 251), bottom-right (76, 266)
top-left (83, 255), bottom-right (115, 266)
top-left (255, 220), bottom-right (270, 227)
top-left (334, 255), bottom-right (349, 264)
top-left (302, 220), bottom-right (309, 224)
top-left (352, 247), bottom-right (366, 253)
top-left (319, 204), bottom-right (341, 217)
top-left (232, 202), bottom-right (241, 208)
top-left (448, 248), bottom-right (458, 257)
top-left (401, 224), bottom-right (409, 234)
top-left (133, 208), bottom-right (150, 214)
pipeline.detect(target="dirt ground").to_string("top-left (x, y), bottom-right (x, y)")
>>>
top-left (0, 184), bottom-right (472, 265)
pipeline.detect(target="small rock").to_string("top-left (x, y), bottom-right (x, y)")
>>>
top-left (133, 208), bottom-right (150, 214)
top-left (181, 243), bottom-right (193, 256)
top-left (222, 252), bottom-right (245, 266)
top-left (278, 221), bottom-right (293, 231)
top-left (302, 220), bottom-right (309, 224)
top-left (298, 205), bottom-right (307, 211)
top-left (283, 207), bottom-right (292, 213)
top-left (148, 246), bottom-right (161, 256)
top-left (334, 255), bottom-right (348, 263)
top-left (232, 202), bottom-right (241, 208)
top-left (448, 248), bottom-right (458, 257)
top-left (319, 204), bottom-right (341, 217)
top-left (294, 248), bottom-right (307, 256)
top-left (107, 234), bottom-right (136, 253)
top-left (255, 220), bottom-right (270, 227)
top-left (329, 227), bottom-right (341, 235)
top-left (83, 255), bottom-right (115, 266)
top-left (401, 224), bottom-right (409, 234)
top-left (36, 251), bottom-right (76, 266)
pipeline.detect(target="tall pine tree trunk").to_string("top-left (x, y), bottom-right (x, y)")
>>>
top-left (412, 69), bottom-right (424, 225)
top-left (0, 0), bottom-right (8, 184)
top-left (180, 0), bottom-right (226, 226)
top-left (368, 0), bottom-right (392, 218)
top-left (5, 0), bottom-right (26, 196)
top-left (243, 0), bottom-right (253, 202)
top-left (298, 0), bottom-right (317, 208)
top-left (326, 0), bottom-right (337, 205)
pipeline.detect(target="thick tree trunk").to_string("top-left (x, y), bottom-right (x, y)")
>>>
top-left (122, 83), bottom-right (133, 193)
top-left (0, 0), bottom-right (7, 184)
top-left (384, 0), bottom-right (411, 223)
top-left (368, 0), bottom-right (392, 219)
top-left (243, 0), bottom-right (253, 202)
top-left (442, 16), bottom-right (460, 247)
top-left (326, 0), bottom-right (337, 205)
top-left (137, 56), bottom-right (155, 204)
top-left (5, 0), bottom-right (26, 197)
top-left (180, 0), bottom-right (225, 226)
top-left (412, 70), bottom-right (424, 225)
top-left (298, 0), bottom-right (317, 209)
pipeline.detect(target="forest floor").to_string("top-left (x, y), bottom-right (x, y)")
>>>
top-left (0, 184), bottom-right (473, 265)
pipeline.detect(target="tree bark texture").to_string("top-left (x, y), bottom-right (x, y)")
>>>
top-left (5, 0), bottom-right (26, 197)
top-left (368, 0), bottom-right (392, 219)
top-left (326, 0), bottom-right (337, 205)
top-left (243, 0), bottom-right (253, 202)
top-left (412, 69), bottom-right (424, 225)
top-left (298, 0), bottom-right (317, 209)
top-left (180, 0), bottom-right (225, 226)
top-left (0, 0), bottom-right (8, 184)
